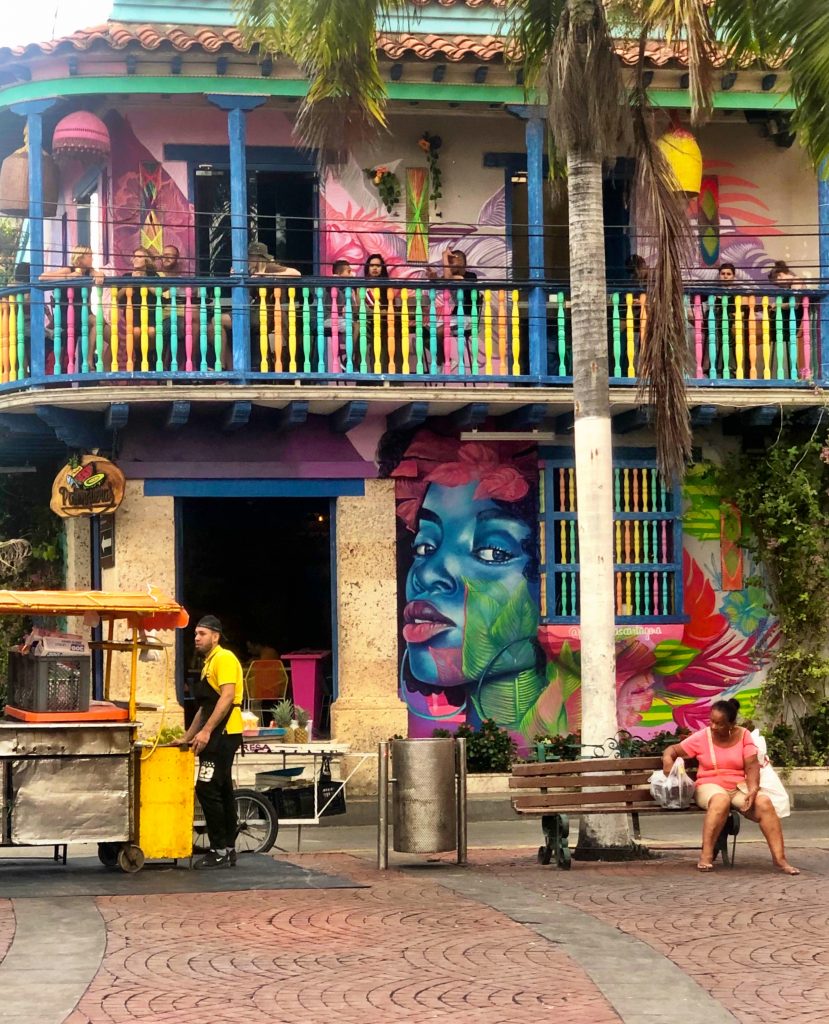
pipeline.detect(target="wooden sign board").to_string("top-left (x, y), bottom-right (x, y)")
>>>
top-left (50, 455), bottom-right (125, 518)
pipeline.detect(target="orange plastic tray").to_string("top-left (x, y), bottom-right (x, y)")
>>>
top-left (4, 702), bottom-right (130, 723)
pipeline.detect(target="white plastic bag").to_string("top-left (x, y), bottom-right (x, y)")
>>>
top-left (750, 729), bottom-right (791, 818)
top-left (649, 757), bottom-right (695, 810)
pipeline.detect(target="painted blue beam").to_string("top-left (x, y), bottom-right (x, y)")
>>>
top-left (105, 403), bottom-right (130, 431)
top-left (525, 115), bottom-right (547, 379)
top-left (819, 165), bottom-right (829, 379)
top-left (206, 94), bottom-right (267, 375)
top-left (447, 403), bottom-right (489, 431)
top-left (330, 401), bottom-right (368, 433)
top-left (144, 478), bottom-right (366, 499)
top-left (222, 400), bottom-right (252, 432)
top-left (11, 99), bottom-right (54, 383)
top-left (387, 402), bottom-right (430, 432)
top-left (690, 405), bottom-right (717, 428)
top-left (34, 405), bottom-right (107, 448)
top-left (165, 401), bottom-right (191, 429)
top-left (612, 408), bottom-right (650, 434)
top-left (273, 401), bottom-right (309, 431)
top-left (499, 403), bottom-right (547, 430)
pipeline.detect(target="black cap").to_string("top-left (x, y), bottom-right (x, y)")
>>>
top-left (196, 614), bottom-right (223, 634)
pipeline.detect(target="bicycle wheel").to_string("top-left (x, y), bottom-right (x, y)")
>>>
top-left (234, 788), bottom-right (279, 854)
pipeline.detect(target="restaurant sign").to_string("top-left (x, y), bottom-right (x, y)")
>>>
top-left (50, 455), bottom-right (126, 518)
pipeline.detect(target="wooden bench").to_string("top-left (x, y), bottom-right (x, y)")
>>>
top-left (510, 755), bottom-right (740, 870)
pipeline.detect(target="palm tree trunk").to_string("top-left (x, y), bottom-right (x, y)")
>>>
top-left (568, 152), bottom-right (633, 854)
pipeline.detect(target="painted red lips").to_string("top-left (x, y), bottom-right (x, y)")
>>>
top-left (403, 601), bottom-right (456, 643)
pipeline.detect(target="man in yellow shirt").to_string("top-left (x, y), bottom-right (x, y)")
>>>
top-left (183, 615), bottom-right (243, 869)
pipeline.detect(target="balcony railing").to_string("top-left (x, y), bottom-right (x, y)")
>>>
top-left (0, 277), bottom-right (824, 389)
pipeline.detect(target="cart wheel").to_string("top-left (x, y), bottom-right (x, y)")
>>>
top-left (537, 844), bottom-right (553, 866)
top-left (234, 788), bottom-right (278, 855)
top-left (97, 842), bottom-right (120, 869)
top-left (117, 844), bottom-right (145, 873)
top-left (558, 847), bottom-right (572, 870)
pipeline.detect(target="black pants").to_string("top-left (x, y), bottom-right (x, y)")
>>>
top-left (196, 733), bottom-right (242, 850)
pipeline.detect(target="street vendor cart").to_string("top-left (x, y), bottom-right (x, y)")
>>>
top-left (0, 588), bottom-right (192, 872)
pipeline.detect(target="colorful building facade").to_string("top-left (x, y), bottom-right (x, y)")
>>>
top-left (0, 0), bottom-right (825, 755)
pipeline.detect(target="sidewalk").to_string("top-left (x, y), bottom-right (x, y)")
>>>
top-left (0, 810), bottom-right (825, 1024)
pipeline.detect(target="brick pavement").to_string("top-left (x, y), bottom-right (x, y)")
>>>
top-left (63, 854), bottom-right (621, 1024)
top-left (468, 843), bottom-right (829, 1024)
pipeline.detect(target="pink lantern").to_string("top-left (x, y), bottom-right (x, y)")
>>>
top-left (51, 111), bottom-right (111, 165)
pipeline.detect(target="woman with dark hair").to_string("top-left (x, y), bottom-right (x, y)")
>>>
top-left (363, 253), bottom-right (390, 279)
top-left (662, 697), bottom-right (799, 874)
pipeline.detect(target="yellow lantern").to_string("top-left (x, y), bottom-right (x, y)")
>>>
top-left (656, 124), bottom-right (703, 197)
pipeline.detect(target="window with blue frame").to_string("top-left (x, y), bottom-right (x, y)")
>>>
top-left (539, 448), bottom-right (684, 624)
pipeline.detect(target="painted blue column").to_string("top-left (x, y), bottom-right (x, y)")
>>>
top-left (11, 99), bottom-right (55, 382)
top-left (819, 166), bottom-right (829, 381)
top-left (525, 114), bottom-right (548, 379)
top-left (207, 94), bottom-right (266, 374)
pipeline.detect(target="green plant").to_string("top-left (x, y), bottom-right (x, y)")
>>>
top-left (272, 699), bottom-right (294, 727)
top-left (717, 430), bottom-right (829, 739)
top-left (295, 705), bottom-right (310, 728)
top-left (363, 165), bottom-right (401, 213)
top-left (156, 725), bottom-right (184, 745)
top-left (433, 719), bottom-right (517, 773)
top-left (417, 131), bottom-right (442, 212)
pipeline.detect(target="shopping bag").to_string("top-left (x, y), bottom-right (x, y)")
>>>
top-left (649, 757), bottom-right (695, 809)
top-left (759, 763), bottom-right (791, 818)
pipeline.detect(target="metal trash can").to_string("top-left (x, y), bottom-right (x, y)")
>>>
top-left (392, 738), bottom-right (457, 854)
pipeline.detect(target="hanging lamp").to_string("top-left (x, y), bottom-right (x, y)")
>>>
top-left (0, 127), bottom-right (59, 218)
top-left (51, 111), bottom-right (110, 166)
top-left (656, 117), bottom-right (703, 197)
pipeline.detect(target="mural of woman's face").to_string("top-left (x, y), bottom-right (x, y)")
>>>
top-left (404, 481), bottom-right (533, 687)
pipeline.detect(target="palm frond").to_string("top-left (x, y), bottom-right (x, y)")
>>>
top-left (630, 51), bottom-right (693, 480)
top-left (502, 0), bottom-right (567, 88)
top-left (709, 0), bottom-right (790, 61)
top-left (546, 0), bottom-right (626, 161)
top-left (233, 0), bottom-right (409, 163)
top-left (637, 0), bottom-right (716, 125)
top-left (777, 0), bottom-right (829, 170)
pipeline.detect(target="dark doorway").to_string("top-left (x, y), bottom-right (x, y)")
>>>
top-left (177, 497), bottom-right (333, 725)
top-left (194, 170), bottom-right (316, 276)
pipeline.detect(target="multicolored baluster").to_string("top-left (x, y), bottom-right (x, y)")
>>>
top-left (9, 295), bottom-right (18, 380)
top-left (109, 287), bottom-right (119, 372)
top-left (371, 287), bottom-right (382, 374)
top-left (456, 289), bottom-right (465, 374)
top-left (611, 292), bottom-right (621, 377)
top-left (625, 293), bottom-right (635, 377)
top-left (428, 289), bottom-right (438, 375)
top-left (788, 295), bottom-right (797, 380)
top-left (152, 285), bottom-right (162, 372)
top-left (498, 290), bottom-right (508, 375)
top-left (483, 289), bottom-right (493, 375)
top-left (469, 289), bottom-right (480, 376)
top-left (692, 294), bottom-right (703, 377)
top-left (747, 295), bottom-right (757, 379)
top-left (720, 295), bottom-right (731, 379)
top-left (198, 287), bottom-right (208, 372)
top-left (66, 288), bottom-right (76, 372)
top-left (274, 288), bottom-right (284, 371)
top-left (414, 290), bottom-right (424, 375)
top-left (330, 287), bottom-right (340, 372)
top-left (386, 288), bottom-right (396, 374)
top-left (733, 295), bottom-right (744, 379)
top-left (801, 296), bottom-right (812, 378)
top-left (774, 294), bottom-right (784, 379)
top-left (343, 287), bottom-right (353, 373)
top-left (442, 289), bottom-right (453, 374)
top-left (707, 295), bottom-right (717, 380)
top-left (80, 287), bottom-right (90, 373)
top-left (511, 289), bottom-right (521, 375)
top-left (761, 295), bottom-right (771, 379)
top-left (0, 297), bottom-right (8, 381)
top-left (169, 287), bottom-right (178, 372)
top-left (357, 288), bottom-right (368, 374)
top-left (556, 291), bottom-right (566, 376)
top-left (258, 287), bottom-right (269, 371)
top-left (213, 286), bottom-right (222, 368)
top-left (302, 286), bottom-right (311, 373)
top-left (184, 287), bottom-right (193, 372)
top-left (52, 291), bottom-right (62, 375)
top-left (400, 289), bottom-right (410, 374)
top-left (316, 286), bottom-right (326, 373)
top-left (288, 287), bottom-right (298, 373)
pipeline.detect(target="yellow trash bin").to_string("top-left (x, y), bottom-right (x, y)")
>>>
top-left (135, 745), bottom-right (195, 860)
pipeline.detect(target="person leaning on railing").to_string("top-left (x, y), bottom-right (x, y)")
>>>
top-left (114, 246), bottom-right (159, 370)
top-left (247, 242), bottom-right (301, 372)
top-left (40, 245), bottom-right (110, 373)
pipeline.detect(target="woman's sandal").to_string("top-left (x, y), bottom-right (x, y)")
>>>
top-left (697, 862), bottom-right (714, 872)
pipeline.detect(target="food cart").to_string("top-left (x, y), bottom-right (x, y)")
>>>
top-left (0, 588), bottom-right (192, 872)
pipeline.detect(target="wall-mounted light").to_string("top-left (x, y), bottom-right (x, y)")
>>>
top-left (474, 66), bottom-right (488, 84)
top-left (761, 73), bottom-right (777, 92)
top-left (721, 72), bottom-right (738, 91)
top-left (432, 64), bottom-right (446, 83)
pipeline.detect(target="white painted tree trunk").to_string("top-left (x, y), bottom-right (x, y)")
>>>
top-left (567, 152), bottom-right (633, 852)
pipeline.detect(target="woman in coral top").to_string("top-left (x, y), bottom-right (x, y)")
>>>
top-left (663, 698), bottom-right (799, 875)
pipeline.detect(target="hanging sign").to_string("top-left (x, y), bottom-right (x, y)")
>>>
top-left (50, 455), bottom-right (125, 518)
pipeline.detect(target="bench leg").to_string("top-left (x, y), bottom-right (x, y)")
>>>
top-left (713, 809), bottom-right (741, 868)
top-left (540, 814), bottom-right (571, 870)
top-left (631, 811), bottom-right (641, 841)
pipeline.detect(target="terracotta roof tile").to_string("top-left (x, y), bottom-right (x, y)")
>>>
top-left (0, 21), bottom-right (781, 71)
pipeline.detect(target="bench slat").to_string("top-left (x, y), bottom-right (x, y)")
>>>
top-left (509, 771), bottom-right (654, 790)
top-left (513, 788), bottom-right (656, 810)
top-left (514, 804), bottom-right (668, 816)
top-left (511, 756), bottom-right (662, 776)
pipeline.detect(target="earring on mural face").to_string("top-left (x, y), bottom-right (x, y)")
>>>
top-left (398, 649), bottom-right (467, 721)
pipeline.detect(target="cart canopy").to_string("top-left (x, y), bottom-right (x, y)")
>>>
top-left (0, 588), bottom-right (189, 630)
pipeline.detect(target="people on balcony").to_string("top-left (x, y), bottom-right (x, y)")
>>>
top-left (247, 241), bottom-right (302, 372)
top-left (40, 245), bottom-right (110, 373)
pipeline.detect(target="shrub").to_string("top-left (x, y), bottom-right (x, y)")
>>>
top-left (433, 719), bottom-right (517, 773)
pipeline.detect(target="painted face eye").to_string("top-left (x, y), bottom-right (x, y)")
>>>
top-left (413, 540), bottom-right (436, 557)
top-left (474, 546), bottom-right (515, 564)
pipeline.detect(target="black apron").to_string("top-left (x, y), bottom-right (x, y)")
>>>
top-left (192, 673), bottom-right (238, 755)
